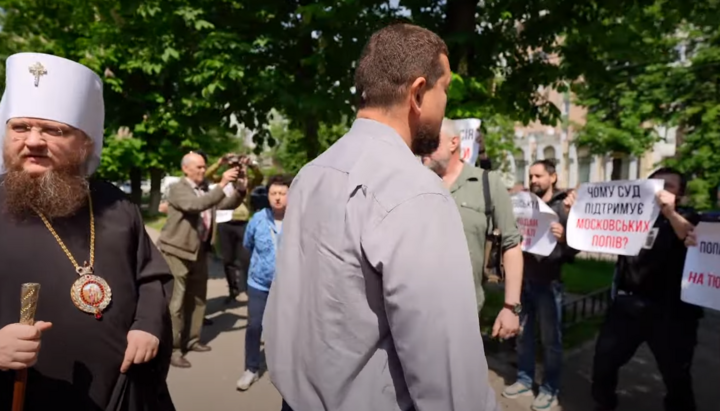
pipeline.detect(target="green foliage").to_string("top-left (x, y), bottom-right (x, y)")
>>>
top-left (0, 0), bottom-right (268, 183)
top-left (560, 1), bottom-right (720, 208)
top-left (447, 72), bottom-right (519, 170)
top-left (270, 112), bottom-right (349, 174)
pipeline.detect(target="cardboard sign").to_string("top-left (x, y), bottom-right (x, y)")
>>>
top-left (566, 179), bottom-right (664, 256)
top-left (681, 222), bottom-right (720, 311)
top-left (511, 191), bottom-right (559, 256)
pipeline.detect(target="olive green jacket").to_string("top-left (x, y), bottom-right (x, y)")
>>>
top-left (449, 163), bottom-right (522, 310)
top-left (205, 161), bottom-right (263, 222)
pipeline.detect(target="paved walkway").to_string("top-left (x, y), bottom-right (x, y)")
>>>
top-left (145, 226), bottom-right (719, 411)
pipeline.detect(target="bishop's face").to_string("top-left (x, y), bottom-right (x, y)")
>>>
top-left (3, 117), bottom-right (90, 177)
top-left (2, 117), bottom-right (92, 219)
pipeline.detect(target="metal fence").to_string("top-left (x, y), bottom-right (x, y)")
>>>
top-left (562, 286), bottom-right (612, 329)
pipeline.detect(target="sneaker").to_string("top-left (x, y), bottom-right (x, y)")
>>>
top-left (236, 370), bottom-right (259, 391)
top-left (501, 382), bottom-right (533, 399)
top-left (531, 392), bottom-right (559, 410)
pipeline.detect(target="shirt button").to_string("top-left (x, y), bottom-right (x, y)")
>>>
top-left (461, 202), bottom-right (467, 206)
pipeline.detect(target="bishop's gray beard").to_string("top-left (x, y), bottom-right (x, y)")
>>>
top-left (3, 164), bottom-right (89, 220)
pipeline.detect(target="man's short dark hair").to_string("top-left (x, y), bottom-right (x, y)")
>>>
top-left (354, 23), bottom-right (449, 109)
top-left (266, 174), bottom-right (294, 191)
top-left (649, 167), bottom-right (687, 196)
top-left (532, 159), bottom-right (557, 175)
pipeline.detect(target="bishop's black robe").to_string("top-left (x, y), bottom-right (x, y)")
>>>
top-left (0, 179), bottom-right (175, 410)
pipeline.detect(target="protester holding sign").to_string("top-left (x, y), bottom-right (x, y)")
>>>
top-left (423, 118), bottom-right (524, 339)
top-left (502, 159), bottom-right (578, 411)
top-left (566, 178), bottom-right (664, 256)
top-left (591, 168), bottom-right (701, 411)
top-left (682, 222), bottom-right (720, 311)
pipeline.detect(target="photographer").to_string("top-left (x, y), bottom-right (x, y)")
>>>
top-left (206, 153), bottom-right (264, 303)
top-left (158, 151), bottom-right (246, 368)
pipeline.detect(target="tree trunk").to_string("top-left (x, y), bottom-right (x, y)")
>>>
top-left (129, 167), bottom-right (143, 205)
top-left (674, 122), bottom-right (685, 160)
top-left (444, 0), bottom-right (478, 75)
top-left (295, 26), bottom-right (320, 161)
top-left (303, 117), bottom-right (320, 161)
top-left (147, 167), bottom-right (163, 216)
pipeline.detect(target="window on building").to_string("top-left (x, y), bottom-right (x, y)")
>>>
top-left (610, 156), bottom-right (631, 180)
top-left (543, 146), bottom-right (556, 163)
top-left (578, 156), bottom-right (592, 183)
top-left (514, 150), bottom-right (526, 184)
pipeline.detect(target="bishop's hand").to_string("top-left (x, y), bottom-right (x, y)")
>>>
top-left (121, 330), bottom-right (159, 373)
top-left (0, 321), bottom-right (52, 370)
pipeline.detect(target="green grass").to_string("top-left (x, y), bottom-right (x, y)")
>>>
top-left (562, 258), bottom-right (614, 295)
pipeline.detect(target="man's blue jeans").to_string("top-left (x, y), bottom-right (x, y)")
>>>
top-left (516, 279), bottom-right (563, 396)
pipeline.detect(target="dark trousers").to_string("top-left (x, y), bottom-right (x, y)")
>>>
top-left (516, 279), bottom-right (563, 395)
top-left (217, 221), bottom-right (249, 296)
top-left (280, 400), bottom-right (293, 411)
top-left (591, 294), bottom-right (700, 411)
top-left (245, 285), bottom-right (270, 372)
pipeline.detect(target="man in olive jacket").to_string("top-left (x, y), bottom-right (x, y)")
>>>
top-left (158, 152), bottom-right (245, 368)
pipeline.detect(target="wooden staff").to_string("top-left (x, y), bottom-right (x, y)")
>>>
top-left (13, 283), bottom-right (40, 411)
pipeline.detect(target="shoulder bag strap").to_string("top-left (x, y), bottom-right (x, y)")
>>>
top-left (482, 170), bottom-right (494, 225)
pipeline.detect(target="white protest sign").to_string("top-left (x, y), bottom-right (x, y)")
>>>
top-left (453, 118), bottom-right (482, 165)
top-left (209, 183), bottom-right (234, 223)
top-left (566, 179), bottom-right (664, 256)
top-left (681, 222), bottom-right (720, 311)
top-left (511, 191), bottom-right (559, 256)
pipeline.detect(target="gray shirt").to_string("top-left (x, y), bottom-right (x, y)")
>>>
top-left (263, 119), bottom-right (499, 411)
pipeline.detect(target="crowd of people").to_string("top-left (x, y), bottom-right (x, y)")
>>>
top-left (0, 21), bottom-right (708, 411)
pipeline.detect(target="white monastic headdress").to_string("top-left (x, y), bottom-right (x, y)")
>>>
top-left (0, 52), bottom-right (105, 175)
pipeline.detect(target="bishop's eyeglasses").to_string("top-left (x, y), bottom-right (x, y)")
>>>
top-left (7, 122), bottom-right (68, 139)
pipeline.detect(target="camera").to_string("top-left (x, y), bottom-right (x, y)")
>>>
top-left (226, 154), bottom-right (241, 168)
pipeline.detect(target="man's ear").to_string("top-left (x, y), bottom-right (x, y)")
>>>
top-left (450, 135), bottom-right (461, 151)
top-left (409, 77), bottom-right (427, 114)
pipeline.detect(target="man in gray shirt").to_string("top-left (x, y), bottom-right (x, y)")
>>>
top-left (263, 23), bottom-right (498, 411)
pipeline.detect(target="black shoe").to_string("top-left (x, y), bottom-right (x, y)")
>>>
top-left (225, 289), bottom-right (240, 304)
top-left (203, 317), bottom-right (213, 326)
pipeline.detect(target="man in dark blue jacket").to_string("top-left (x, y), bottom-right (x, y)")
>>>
top-left (503, 159), bottom-right (578, 410)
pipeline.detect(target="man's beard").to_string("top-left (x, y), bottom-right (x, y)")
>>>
top-left (530, 184), bottom-right (549, 198)
top-left (424, 157), bottom-right (449, 177)
top-left (411, 121), bottom-right (441, 157)
top-left (3, 155), bottom-right (89, 220)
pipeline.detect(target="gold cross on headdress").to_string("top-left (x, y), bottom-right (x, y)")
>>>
top-left (28, 62), bottom-right (47, 87)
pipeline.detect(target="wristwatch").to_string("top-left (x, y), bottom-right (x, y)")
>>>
top-left (504, 303), bottom-right (522, 315)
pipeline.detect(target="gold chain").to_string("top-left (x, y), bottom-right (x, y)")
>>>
top-left (33, 195), bottom-right (95, 269)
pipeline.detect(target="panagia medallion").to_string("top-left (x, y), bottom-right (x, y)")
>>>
top-left (34, 195), bottom-right (112, 320)
top-left (70, 262), bottom-right (112, 319)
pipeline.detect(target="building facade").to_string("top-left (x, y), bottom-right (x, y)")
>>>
top-left (507, 87), bottom-right (677, 189)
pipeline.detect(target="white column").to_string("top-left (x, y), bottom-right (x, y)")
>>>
top-left (605, 156), bottom-right (613, 180)
top-left (569, 145), bottom-right (578, 187)
top-left (629, 157), bottom-right (639, 180)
